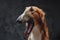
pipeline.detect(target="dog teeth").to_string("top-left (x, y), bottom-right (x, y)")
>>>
top-left (26, 22), bottom-right (28, 27)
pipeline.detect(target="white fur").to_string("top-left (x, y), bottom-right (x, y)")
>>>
top-left (17, 11), bottom-right (25, 21)
top-left (30, 32), bottom-right (34, 40)
top-left (28, 32), bottom-right (34, 40)
top-left (17, 7), bottom-right (31, 21)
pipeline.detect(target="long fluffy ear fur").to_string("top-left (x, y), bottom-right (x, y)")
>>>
top-left (35, 7), bottom-right (45, 22)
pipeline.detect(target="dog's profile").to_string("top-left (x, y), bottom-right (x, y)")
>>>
top-left (16, 6), bottom-right (49, 40)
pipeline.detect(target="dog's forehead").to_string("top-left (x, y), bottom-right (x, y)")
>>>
top-left (25, 7), bottom-right (31, 11)
top-left (25, 6), bottom-right (38, 12)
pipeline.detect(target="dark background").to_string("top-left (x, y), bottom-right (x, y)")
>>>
top-left (0, 0), bottom-right (60, 40)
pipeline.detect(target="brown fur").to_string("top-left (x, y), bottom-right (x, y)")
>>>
top-left (27, 6), bottom-right (49, 40)
top-left (17, 6), bottom-right (49, 40)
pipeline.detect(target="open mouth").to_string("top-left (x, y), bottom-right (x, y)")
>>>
top-left (24, 19), bottom-right (34, 39)
top-left (17, 18), bottom-right (34, 39)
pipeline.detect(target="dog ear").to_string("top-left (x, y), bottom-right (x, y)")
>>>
top-left (36, 8), bottom-right (45, 21)
top-left (36, 8), bottom-right (45, 22)
top-left (30, 7), bottom-right (34, 14)
top-left (30, 7), bottom-right (34, 11)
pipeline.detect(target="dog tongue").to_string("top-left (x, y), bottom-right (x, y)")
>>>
top-left (24, 22), bottom-right (32, 38)
top-left (25, 22), bottom-right (31, 34)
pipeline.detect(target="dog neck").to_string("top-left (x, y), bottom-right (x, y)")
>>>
top-left (28, 19), bottom-right (43, 40)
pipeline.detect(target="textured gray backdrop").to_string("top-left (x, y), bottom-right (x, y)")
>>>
top-left (0, 0), bottom-right (60, 40)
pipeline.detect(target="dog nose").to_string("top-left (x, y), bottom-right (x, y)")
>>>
top-left (16, 20), bottom-right (22, 23)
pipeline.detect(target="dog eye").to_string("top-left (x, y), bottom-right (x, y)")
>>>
top-left (31, 11), bottom-right (34, 14)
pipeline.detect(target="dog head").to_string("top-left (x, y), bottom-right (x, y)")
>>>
top-left (16, 6), bottom-right (45, 39)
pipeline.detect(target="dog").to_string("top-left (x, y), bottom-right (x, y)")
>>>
top-left (16, 6), bottom-right (49, 40)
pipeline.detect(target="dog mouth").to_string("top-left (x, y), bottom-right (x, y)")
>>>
top-left (17, 18), bottom-right (34, 39)
top-left (24, 19), bottom-right (34, 39)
